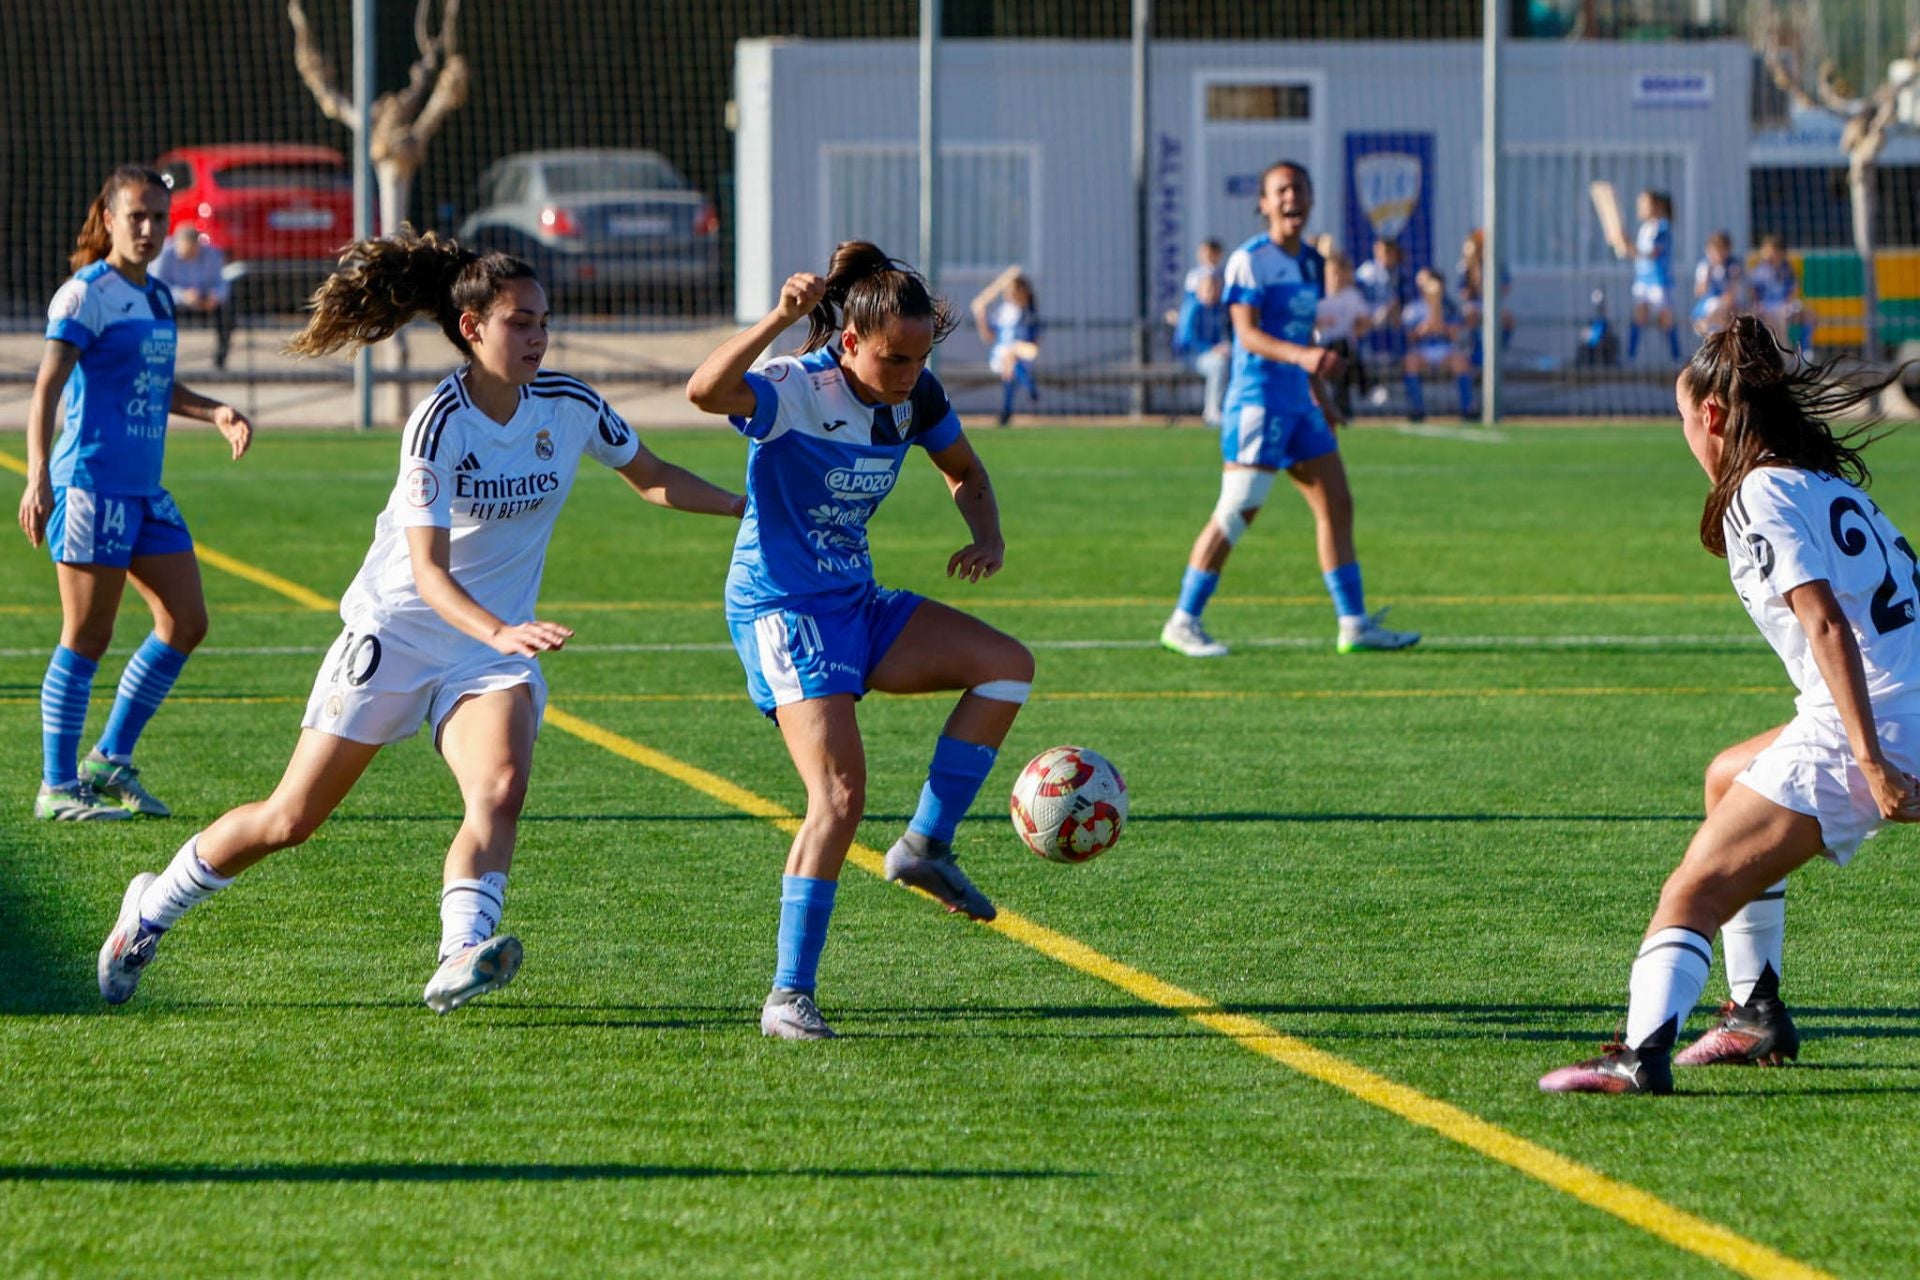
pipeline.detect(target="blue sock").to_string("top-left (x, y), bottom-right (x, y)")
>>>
top-left (96, 634), bottom-right (189, 762)
top-left (41, 647), bottom-right (97, 788)
top-left (773, 875), bottom-right (838, 994)
top-left (1456, 374), bottom-right (1474, 415)
top-left (909, 734), bottom-right (999, 843)
top-left (1628, 323), bottom-right (1642, 359)
top-left (1324, 561), bottom-right (1366, 620)
top-left (1176, 565), bottom-right (1220, 620)
top-left (1000, 379), bottom-right (1016, 420)
top-left (1403, 374), bottom-right (1425, 416)
top-left (1667, 325), bottom-right (1681, 361)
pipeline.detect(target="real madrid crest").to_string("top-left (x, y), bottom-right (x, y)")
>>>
top-left (535, 429), bottom-right (555, 461)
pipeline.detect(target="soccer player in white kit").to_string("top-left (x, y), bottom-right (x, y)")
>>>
top-left (687, 241), bottom-right (1034, 1040)
top-left (1541, 316), bottom-right (1920, 1094)
top-left (96, 230), bottom-right (744, 1013)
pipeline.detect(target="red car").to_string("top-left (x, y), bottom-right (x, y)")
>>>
top-left (155, 143), bottom-right (355, 308)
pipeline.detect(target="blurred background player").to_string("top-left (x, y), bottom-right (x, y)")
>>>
top-left (95, 229), bottom-right (743, 1013)
top-left (17, 165), bottom-right (252, 822)
top-left (1169, 237), bottom-right (1229, 426)
top-left (1452, 228), bottom-right (1513, 363)
top-left (1605, 188), bottom-right (1680, 364)
top-left (1315, 248), bottom-right (1375, 419)
top-left (970, 264), bottom-right (1040, 425)
top-left (153, 223), bottom-right (234, 371)
top-left (1401, 267), bottom-right (1474, 420)
top-left (1691, 230), bottom-right (1744, 335)
top-left (1750, 233), bottom-right (1815, 360)
top-left (1355, 235), bottom-right (1409, 407)
top-left (687, 241), bottom-right (1033, 1041)
top-left (1159, 160), bottom-right (1418, 660)
top-left (1540, 319), bottom-right (1920, 1094)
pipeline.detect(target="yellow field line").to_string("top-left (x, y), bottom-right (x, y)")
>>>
top-left (14, 449), bottom-right (1827, 1280)
top-left (545, 704), bottom-right (1828, 1280)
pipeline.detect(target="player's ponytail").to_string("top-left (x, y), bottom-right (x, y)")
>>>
top-left (1689, 313), bottom-right (1905, 556)
top-left (70, 166), bottom-right (168, 272)
top-left (287, 226), bottom-right (536, 359)
top-left (799, 239), bottom-right (958, 354)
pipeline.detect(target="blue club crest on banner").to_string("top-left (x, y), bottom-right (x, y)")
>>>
top-left (1344, 133), bottom-right (1434, 270)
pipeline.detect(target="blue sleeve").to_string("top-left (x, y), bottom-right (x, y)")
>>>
top-left (1172, 295), bottom-right (1203, 356)
top-left (910, 372), bottom-right (962, 452)
top-left (46, 319), bottom-right (92, 349)
top-left (918, 409), bottom-right (962, 454)
top-left (728, 372), bottom-right (780, 440)
top-left (1223, 279), bottom-right (1260, 309)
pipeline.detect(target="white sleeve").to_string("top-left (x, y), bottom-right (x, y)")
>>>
top-left (391, 404), bottom-right (461, 530)
top-left (586, 399), bottom-right (641, 469)
top-left (1736, 476), bottom-right (1830, 600)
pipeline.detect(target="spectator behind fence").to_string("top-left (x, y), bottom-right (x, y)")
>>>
top-left (1452, 228), bottom-right (1513, 359)
top-left (152, 225), bottom-right (233, 371)
top-left (1401, 267), bottom-right (1474, 421)
top-left (1315, 249), bottom-right (1375, 418)
top-left (1355, 236), bottom-right (1409, 380)
top-left (970, 265), bottom-right (1040, 426)
top-left (1691, 230), bottom-right (1744, 336)
top-left (1750, 233), bottom-right (1815, 360)
top-left (1169, 238), bottom-right (1229, 425)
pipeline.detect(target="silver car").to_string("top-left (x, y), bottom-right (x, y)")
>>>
top-left (458, 149), bottom-right (720, 303)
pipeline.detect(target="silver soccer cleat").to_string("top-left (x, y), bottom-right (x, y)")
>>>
top-left (760, 989), bottom-right (837, 1040)
top-left (98, 872), bottom-right (161, 1004)
top-left (1160, 613), bottom-right (1229, 658)
top-left (423, 934), bottom-right (523, 1014)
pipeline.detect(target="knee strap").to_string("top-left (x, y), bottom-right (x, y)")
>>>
top-left (971, 680), bottom-right (1031, 705)
top-left (1211, 468), bottom-right (1276, 545)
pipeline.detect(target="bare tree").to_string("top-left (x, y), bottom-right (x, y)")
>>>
top-left (1756, 0), bottom-right (1920, 357)
top-left (289, 0), bottom-right (470, 239)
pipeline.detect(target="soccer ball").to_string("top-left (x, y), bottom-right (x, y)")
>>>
top-left (1009, 745), bottom-right (1128, 863)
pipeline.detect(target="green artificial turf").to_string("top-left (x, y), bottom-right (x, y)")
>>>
top-left (4, 422), bottom-right (1917, 1277)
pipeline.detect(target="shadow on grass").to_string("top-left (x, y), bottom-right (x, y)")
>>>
top-left (0, 1162), bottom-right (1088, 1185)
top-left (0, 840), bottom-right (101, 1017)
top-left (315, 810), bottom-right (1703, 826)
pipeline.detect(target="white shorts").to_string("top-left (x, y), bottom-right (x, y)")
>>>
top-left (301, 625), bottom-right (547, 749)
top-left (1736, 711), bottom-right (1920, 865)
top-left (1630, 281), bottom-right (1672, 311)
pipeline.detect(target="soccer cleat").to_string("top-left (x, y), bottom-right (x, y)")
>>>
top-left (1337, 608), bottom-right (1421, 654)
top-left (761, 989), bottom-right (837, 1040)
top-left (1160, 614), bottom-right (1229, 658)
top-left (98, 872), bottom-right (162, 1004)
top-left (884, 833), bottom-right (997, 921)
top-left (1538, 1041), bottom-right (1674, 1095)
top-left (1675, 999), bottom-right (1801, 1067)
top-left (35, 780), bottom-right (134, 822)
top-left (81, 753), bottom-right (172, 817)
top-left (423, 934), bottom-right (523, 1014)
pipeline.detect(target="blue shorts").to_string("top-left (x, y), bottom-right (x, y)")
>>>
top-left (729, 585), bottom-right (924, 716)
top-left (1219, 403), bottom-right (1337, 470)
top-left (47, 488), bottom-right (193, 567)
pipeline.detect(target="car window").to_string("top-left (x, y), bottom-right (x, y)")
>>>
top-left (159, 162), bottom-right (195, 193)
top-left (540, 157), bottom-right (685, 196)
top-left (494, 166), bottom-right (529, 205)
top-left (212, 162), bottom-right (351, 191)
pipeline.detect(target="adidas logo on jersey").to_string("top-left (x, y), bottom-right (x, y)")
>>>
top-left (455, 453), bottom-right (482, 473)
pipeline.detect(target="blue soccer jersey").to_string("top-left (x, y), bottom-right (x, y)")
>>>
top-left (1750, 258), bottom-right (1798, 307)
top-left (1634, 218), bottom-right (1674, 290)
top-left (1221, 234), bottom-right (1325, 416)
top-left (726, 348), bottom-right (963, 620)
top-left (44, 262), bottom-right (178, 496)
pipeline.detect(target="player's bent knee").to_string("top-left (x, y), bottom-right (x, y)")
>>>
top-left (465, 766), bottom-right (530, 820)
top-left (260, 803), bottom-right (328, 850)
top-left (1212, 469), bottom-right (1276, 546)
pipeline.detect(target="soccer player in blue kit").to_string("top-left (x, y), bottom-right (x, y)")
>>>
top-left (17, 166), bottom-right (253, 821)
top-left (687, 241), bottom-right (1035, 1040)
top-left (1607, 188), bottom-right (1680, 364)
top-left (1160, 161), bottom-right (1418, 658)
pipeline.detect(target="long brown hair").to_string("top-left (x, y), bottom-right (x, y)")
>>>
top-left (799, 240), bottom-right (958, 354)
top-left (1687, 314), bottom-right (1906, 556)
top-left (287, 226), bottom-right (536, 358)
top-left (71, 166), bottom-right (168, 272)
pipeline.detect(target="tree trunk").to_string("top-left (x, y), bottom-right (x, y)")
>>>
top-left (1849, 156), bottom-right (1879, 360)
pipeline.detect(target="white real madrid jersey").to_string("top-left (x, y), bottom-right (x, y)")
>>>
top-left (1725, 466), bottom-right (1920, 718)
top-left (338, 369), bottom-right (639, 655)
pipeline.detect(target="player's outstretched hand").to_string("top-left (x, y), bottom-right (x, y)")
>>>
top-left (947, 541), bottom-right (1005, 583)
top-left (777, 273), bottom-right (828, 324)
top-left (1863, 759), bottom-right (1920, 822)
top-left (489, 620), bottom-right (574, 657)
top-left (213, 404), bottom-right (253, 460)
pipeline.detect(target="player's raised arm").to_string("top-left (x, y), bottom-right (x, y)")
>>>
top-left (686, 272), bottom-right (827, 417)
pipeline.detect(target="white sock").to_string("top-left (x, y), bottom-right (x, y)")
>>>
top-left (440, 871), bottom-right (507, 960)
top-left (1722, 882), bottom-right (1786, 1005)
top-left (137, 834), bottom-right (234, 930)
top-left (1624, 926), bottom-right (1713, 1051)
